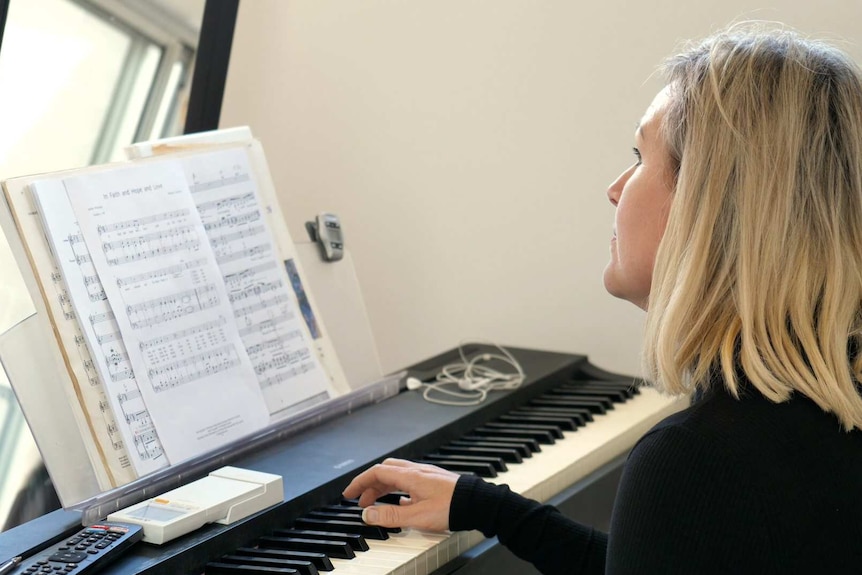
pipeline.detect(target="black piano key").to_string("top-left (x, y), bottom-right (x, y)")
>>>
top-left (273, 528), bottom-right (369, 551)
top-left (545, 391), bottom-right (615, 409)
top-left (513, 405), bottom-right (593, 423)
top-left (256, 536), bottom-right (356, 559)
top-left (375, 491), bottom-right (410, 505)
top-left (576, 378), bottom-right (641, 392)
top-left (461, 434), bottom-right (541, 453)
top-left (235, 548), bottom-right (333, 571)
top-left (472, 426), bottom-right (555, 444)
top-left (450, 438), bottom-right (533, 457)
top-left (529, 397), bottom-right (608, 414)
top-left (509, 407), bottom-right (588, 426)
top-left (438, 444), bottom-right (523, 463)
top-left (482, 421), bottom-right (563, 440)
top-left (205, 562), bottom-right (298, 574)
top-left (219, 554), bottom-right (318, 575)
top-left (556, 386), bottom-right (630, 401)
top-left (568, 382), bottom-right (639, 397)
top-left (496, 413), bottom-right (578, 431)
top-left (304, 511), bottom-right (367, 522)
top-left (423, 452), bottom-right (508, 471)
top-left (415, 459), bottom-right (497, 477)
top-left (293, 518), bottom-right (390, 540)
top-left (341, 491), bottom-right (409, 507)
top-left (319, 505), bottom-right (363, 516)
top-left (301, 510), bottom-right (402, 534)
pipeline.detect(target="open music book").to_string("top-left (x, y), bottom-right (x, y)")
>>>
top-left (0, 139), bottom-right (354, 506)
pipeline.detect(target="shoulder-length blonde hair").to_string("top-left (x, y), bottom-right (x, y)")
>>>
top-left (643, 23), bottom-right (862, 430)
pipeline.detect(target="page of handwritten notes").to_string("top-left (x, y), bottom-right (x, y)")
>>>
top-left (31, 180), bottom-right (168, 477)
top-left (183, 147), bottom-right (332, 418)
top-left (63, 161), bottom-right (270, 464)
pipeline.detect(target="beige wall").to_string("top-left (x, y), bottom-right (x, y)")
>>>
top-left (220, 1), bottom-right (862, 378)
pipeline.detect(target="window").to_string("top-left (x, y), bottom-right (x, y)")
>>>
top-left (0, 0), bottom-right (205, 530)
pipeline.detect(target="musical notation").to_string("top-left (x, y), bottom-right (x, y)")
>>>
top-left (223, 261), bottom-right (277, 290)
top-left (233, 294), bottom-right (290, 319)
top-left (89, 289), bottom-right (107, 302)
top-left (138, 316), bottom-right (228, 351)
top-left (110, 368), bottom-right (133, 384)
top-left (204, 210), bottom-right (261, 232)
top-left (238, 311), bottom-right (295, 338)
top-left (147, 345), bottom-right (241, 392)
top-left (209, 223), bottom-right (267, 249)
top-left (132, 429), bottom-right (163, 460)
top-left (116, 258), bottom-right (207, 288)
top-left (228, 279), bottom-right (283, 303)
top-left (259, 361), bottom-right (317, 390)
top-left (189, 171), bottom-right (251, 194)
top-left (127, 285), bottom-right (220, 329)
top-left (245, 333), bottom-right (301, 357)
top-left (96, 331), bottom-right (120, 344)
top-left (89, 311), bottom-right (115, 326)
top-left (215, 242), bottom-right (271, 265)
top-left (195, 192), bottom-right (256, 213)
top-left (96, 209), bottom-right (190, 235)
top-left (105, 237), bottom-right (201, 266)
top-left (253, 348), bottom-right (311, 376)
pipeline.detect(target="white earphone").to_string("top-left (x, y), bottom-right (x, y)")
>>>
top-left (405, 377), bottom-right (423, 391)
top-left (408, 342), bottom-right (525, 406)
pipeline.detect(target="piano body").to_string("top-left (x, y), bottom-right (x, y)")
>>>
top-left (0, 344), bottom-right (686, 574)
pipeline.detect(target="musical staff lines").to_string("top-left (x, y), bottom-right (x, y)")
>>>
top-left (210, 223), bottom-right (266, 249)
top-left (96, 208), bottom-right (190, 234)
top-left (215, 242), bottom-right (272, 265)
top-left (116, 257), bottom-right (207, 288)
top-left (147, 344), bottom-right (241, 392)
top-left (233, 293), bottom-right (291, 319)
top-left (229, 279), bottom-right (283, 303)
top-left (104, 231), bottom-right (201, 266)
top-left (195, 191), bottom-right (256, 213)
top-left (189, 172), bottom-right (250, 194)
top-left (224, 261), bottom-right (277, 290)
top-left (204, 209), bottom-right (260, 232)
top-left (259, 361), bottom-right (318, 390)
top-left (127, 284), bottom-right (219, 329)
top-left (138, 317), bottom-right (229, 351)
top-left (238, 311), bottom-right (295, 338)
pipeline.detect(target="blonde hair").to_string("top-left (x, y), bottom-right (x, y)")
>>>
top-left (643, 23), bottom-right (862, 430)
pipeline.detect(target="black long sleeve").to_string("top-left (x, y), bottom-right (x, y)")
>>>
top-left (448, 383), bottom-right (862, 574)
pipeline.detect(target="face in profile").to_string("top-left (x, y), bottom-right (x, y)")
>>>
top-left (603, 88), bottom-right (676, 310)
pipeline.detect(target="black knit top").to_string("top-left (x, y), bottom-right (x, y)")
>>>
top-left (449, 382), bottom-right (862, 574)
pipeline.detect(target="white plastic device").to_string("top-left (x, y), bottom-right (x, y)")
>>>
top-left (313, 213), bottom-right (344, 261)
top-left (106, 466), bottom-right (283, 544)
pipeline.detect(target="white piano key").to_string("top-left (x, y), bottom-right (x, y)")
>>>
top-left (328, 388), bottom-right (686, 574)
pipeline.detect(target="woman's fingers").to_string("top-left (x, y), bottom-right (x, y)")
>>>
top-left (343, 461), bottom-right (419, 501)
top-left (342, 460), bottom-right (460, 532)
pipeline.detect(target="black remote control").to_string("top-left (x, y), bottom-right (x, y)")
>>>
top-left (17, 522), bottom-right (143, 574)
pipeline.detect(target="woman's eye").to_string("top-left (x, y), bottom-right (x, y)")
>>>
top-left (632, 147), bottom-right (642, 166)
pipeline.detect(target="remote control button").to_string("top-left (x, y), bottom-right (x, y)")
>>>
top-left (47, 551), bottom-right (87, 563)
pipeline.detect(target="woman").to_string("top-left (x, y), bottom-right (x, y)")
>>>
top-left (343, 24), bottom-right (862, 574)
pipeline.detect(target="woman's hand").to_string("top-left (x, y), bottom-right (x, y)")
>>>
top-left (341, 458), bottom-right (460, 532)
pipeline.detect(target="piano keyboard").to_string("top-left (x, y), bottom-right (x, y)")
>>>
top-left (203, 380), bottom-right (687, 575)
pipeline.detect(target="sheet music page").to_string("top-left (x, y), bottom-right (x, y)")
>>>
top-left (63, 161), bottom-right (271, 464)
top-left (246, 141), bottom-right (352, 394)
top-left (1, 179), bottom-right (133, 489)
top-left (30, 180), bottom-right (169, 477)
top-left (182, 147), bottom-right (333, 418)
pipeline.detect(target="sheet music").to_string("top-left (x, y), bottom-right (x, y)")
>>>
top-left (0, 180), bottom-right (133, 488)
top-left (63, 161), bottom-right (271, 465)
top-left (245, 141), bottom-right (351, 393)
top-left (31, 180), bottom-right (168, 477)
top-left (182, 147), bottom-right (332, 418)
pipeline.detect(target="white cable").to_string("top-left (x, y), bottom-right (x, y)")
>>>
top-left (419, 341), bottom-right (526, 406)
